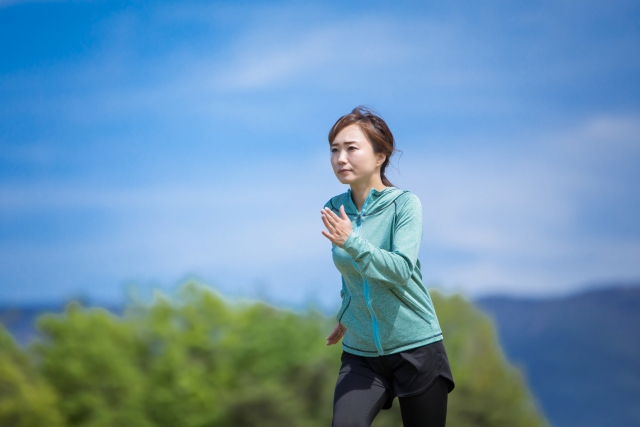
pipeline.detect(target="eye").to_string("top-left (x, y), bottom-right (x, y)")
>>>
top-left (331, 148), bottom-right (337, 153)
top-left (348, 146), bottom-right (357, 151)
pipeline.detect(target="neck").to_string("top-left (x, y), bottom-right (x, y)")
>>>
top-left (349, 176), bottom-right (387, 213)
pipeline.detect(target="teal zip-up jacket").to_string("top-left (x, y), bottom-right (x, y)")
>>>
top-left (324, 186), bottom-right (443, 357)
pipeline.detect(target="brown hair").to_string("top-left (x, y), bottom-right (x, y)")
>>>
top-left (328, 106), bottom-right (399, 187)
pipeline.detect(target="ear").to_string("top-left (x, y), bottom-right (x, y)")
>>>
top-left (376, 153), bottom-right (386, 166)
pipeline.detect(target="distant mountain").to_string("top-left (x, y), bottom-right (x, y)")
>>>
top-left (0, 305), bottom-right (63, 344)
top-left (477, 285), bottom-right (640, 427)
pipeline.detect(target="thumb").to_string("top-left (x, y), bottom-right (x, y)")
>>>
top-left (340, 204), bottom-right (348, 220)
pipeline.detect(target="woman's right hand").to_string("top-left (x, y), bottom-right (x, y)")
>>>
top-left (326, 322), bottom-right (346, 346)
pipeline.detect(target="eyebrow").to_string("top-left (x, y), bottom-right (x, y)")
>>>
top-left (330, 140), bottom-right (359, 147)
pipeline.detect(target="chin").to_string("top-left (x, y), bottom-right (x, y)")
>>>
top-left (336, 176), bottom-right (355, 185)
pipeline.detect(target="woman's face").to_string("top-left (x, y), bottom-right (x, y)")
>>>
top-left (330, 124), bottom-right (386, 186)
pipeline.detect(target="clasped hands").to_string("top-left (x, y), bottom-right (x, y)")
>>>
top-left (321, 205), bottom-right (352, 247)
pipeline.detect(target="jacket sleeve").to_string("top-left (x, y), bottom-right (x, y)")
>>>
top-left (340, 194), bottom-right (422, 288)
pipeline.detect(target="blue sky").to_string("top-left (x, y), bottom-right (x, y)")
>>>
top-left (1, 0), bottom-right (639, 308)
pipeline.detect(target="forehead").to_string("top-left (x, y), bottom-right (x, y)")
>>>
top-left (331, 124), bottom-right (368, 146)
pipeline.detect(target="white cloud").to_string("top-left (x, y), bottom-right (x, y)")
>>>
top-left (209, 16), bottom-right (418, 91)
top-left (0, 3), bottom-right (568, 140)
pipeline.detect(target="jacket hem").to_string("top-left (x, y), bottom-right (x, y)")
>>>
top-left (342, 333), bottom-right (443, 357)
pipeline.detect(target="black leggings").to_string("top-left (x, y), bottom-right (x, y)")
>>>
top-left (332, 373), bottom-right (448, 427)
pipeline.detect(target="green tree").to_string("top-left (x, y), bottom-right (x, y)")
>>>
top-left (433, 291), bottom-right (548, 427)
top-left (34, 303), bottom-right (152, 427)
top-left (0, 324), bottom-right (63, 427)
top-left (26, 281), bottom-right (548, 427)
top-left (370, 291), bottom-right (548, 427)
top-left (127, 284), bottom-right (340, 427)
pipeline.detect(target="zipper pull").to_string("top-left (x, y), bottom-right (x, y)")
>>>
top-left (356, 214), bottom-right (361, 226)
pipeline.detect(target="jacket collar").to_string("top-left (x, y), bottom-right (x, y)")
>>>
top-left (345, 186), bottom-right (400, 216)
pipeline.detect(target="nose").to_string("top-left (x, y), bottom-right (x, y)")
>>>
top-left (337, 149), bottom-right (348, 164)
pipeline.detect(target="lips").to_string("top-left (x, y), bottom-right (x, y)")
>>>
top-left (339, 169), bottom-right (352, 173)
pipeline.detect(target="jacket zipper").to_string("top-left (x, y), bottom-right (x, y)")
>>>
top-left (349, 189), bottom-right (384, 355)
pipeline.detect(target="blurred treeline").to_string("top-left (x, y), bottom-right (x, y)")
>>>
top-left (0, 282), bottom-right (548, 427)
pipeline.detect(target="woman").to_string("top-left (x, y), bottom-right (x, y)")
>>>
top-left (320, 106), bottom-right (455, 427)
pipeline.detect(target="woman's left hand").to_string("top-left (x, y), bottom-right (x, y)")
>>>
top-left (321, 205), bottom-right (352, 247)
top-left (326, 322), bottom-right (346, 345)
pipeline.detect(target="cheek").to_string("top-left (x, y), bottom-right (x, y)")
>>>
top-left (349, 152), bottom-right (368, 169)
top-left (346, 151), bottom-right (359, 164)
top-left (330, 154), bottom-right (340, 170)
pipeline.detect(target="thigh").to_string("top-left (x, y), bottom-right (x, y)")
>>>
top-left (398, 375), bottom-right (448, 427)
top-left (332, 370), bottom-right (389, 427)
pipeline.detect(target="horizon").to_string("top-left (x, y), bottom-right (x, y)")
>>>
top-left (1, 278), bottom-right (638, 312)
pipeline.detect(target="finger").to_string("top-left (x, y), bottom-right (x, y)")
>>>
top-left (322, 207), bottom-right (337, 218)
top-left (326, 323), bottom-right (342, 340)
top-left (325, 218), bottom-right (340, 234)
top-left (329, 329), bottom-right (341, 341)
top-left (324, 209), bottom-right (344, 228)
top-left (340, 204), bottom-right (349, 221)
top-left (322, 207), bottom-right (336, 220)
top-left (322, 216), bottom-right (336, 234)
top-left (328, 332), bottom-right (343, 345)
top-left (326, 207), bottom-right (342, 222)
top-left (325, 214), bottom-right (348, 241)
top-left (327, 333), bottom-right (342, 345)
top-left (322, 213), bottom-right (337, 233)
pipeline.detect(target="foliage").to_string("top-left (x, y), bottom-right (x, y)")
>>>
top-left (432, 291), bottom-right (548, 427)
top-left (0, 282), bottom-right (548, 427)
top-left (0, 324), bottom-right (63, 427)
top-left (31, 284), bottom-right (340, 427)
top-left (33, 302), bottom-right (151, 427)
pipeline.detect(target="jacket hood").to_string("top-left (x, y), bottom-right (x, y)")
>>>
top-left (328, 186), bottom-right (408, 217)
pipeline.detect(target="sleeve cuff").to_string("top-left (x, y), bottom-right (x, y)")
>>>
top-left (341, 231), bottom-right (362, 258)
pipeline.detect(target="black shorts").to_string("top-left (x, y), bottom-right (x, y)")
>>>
top-left (337, 339), bottom-right (455, 410)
